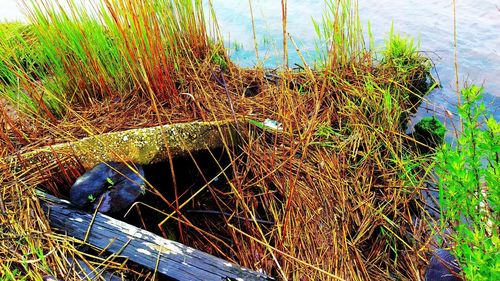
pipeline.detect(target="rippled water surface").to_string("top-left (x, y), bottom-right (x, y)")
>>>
top-left (2, 0), bottom-right (499, 122)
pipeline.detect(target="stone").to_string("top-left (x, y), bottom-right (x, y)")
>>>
top-left (70, 162), bottom-right (145, 214)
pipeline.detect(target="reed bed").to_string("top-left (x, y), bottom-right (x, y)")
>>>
top-left (1, 0), bottom-right (219, 116)
top-left (179, 66), bottom-right (436, 280)
top-left (0, 0), bottom-right (438, 280)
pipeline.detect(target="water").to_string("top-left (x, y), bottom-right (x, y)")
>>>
top-left (2, 0), bottom-right (499, 125)
top-left (210, 0), bottom-right (499, 129)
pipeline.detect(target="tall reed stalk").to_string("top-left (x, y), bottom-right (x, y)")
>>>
top-left (1, 0), bottom-right (218, 115)
top-left (313, 0), bottom-right (365, 69)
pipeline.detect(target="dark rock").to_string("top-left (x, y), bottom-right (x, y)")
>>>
top-left (70, 162), bottom-right (145, 214)
top-left (70, 163), bottom-right (114, 207)
top-left (94, 163), bottom-right (145, 213)
top-left (425, 249), bottom-right (462, 281)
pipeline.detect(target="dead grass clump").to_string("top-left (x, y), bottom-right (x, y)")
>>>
top-left (0, 0), bottom-right (439, 280)
top-left (178, 70), bottom-right (435, 280)
top-left (1, 67), bottom-right (436, 280)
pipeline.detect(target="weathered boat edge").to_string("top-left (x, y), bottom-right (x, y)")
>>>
top-left (38, 191), bottom-right (273, 281)
top-left (3, 120), bottom-right (239, 171)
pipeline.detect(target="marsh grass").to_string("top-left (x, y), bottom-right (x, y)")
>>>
top-left (380, 25), bottom-right (435, 107)
top-left (0, 23), bottom-right (38, 84)
top-left (185, 71), bottom-right (436, 280)
top-left (1, 0), bottom-right (219, 116)
top-left (0, 0), bottom-right (438, 280)
top-left (313, 0), bottom-right (365, 69)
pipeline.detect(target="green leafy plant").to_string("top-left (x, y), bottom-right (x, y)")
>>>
top-left (435, 85), bottom-right (499, 280)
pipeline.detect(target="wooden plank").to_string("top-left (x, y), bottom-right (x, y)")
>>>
top-left (38, 191), bottom-right (273, 281)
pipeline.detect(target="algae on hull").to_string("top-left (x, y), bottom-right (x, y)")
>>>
top-left (4, 120), bottom-right (238, 170)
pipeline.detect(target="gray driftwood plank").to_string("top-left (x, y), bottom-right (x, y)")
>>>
top-left (38, 192), bottom-right (272, 281)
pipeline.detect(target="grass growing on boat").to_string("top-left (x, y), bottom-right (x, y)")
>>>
top-left (0, 0), bottom-right (439, 280)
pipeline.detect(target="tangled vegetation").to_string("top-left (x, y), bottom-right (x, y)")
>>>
top-left (1, 0), bottom-right (485, 280)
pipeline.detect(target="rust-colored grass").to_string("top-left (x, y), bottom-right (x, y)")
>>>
top-left (0, 0), bottom-right (439, 280)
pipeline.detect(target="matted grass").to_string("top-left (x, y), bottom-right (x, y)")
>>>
top-left (0, 0), bottom-right (439, 280)
top-left (175, 68), bottom-right (436, 280)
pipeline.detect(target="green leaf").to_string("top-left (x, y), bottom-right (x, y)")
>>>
top-left (106, 177), bottom-right (114, 186)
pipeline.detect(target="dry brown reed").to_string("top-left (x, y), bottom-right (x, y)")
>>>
top-left (1, 66), bottom-right (435, 280)
top-left (173, 67), bottom-right (436, 280)
top-left (0, 0), bottom-right (437, 280)
top-left (0, 153), bottom-right (146, 279)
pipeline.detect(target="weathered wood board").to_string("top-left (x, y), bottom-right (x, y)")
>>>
top-left (38, 192), bottom-right (272, 281)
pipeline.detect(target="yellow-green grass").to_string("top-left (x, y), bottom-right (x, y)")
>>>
top-left (1, 0), bottom-right (220, 117)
